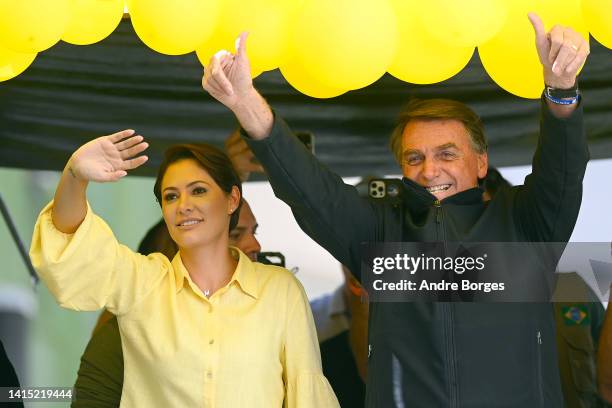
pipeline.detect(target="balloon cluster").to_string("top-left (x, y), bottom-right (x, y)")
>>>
top-left (0, 0), bottom-right (610, 99)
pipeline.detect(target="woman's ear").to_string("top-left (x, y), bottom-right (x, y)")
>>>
top-left (228, 186), bottom-right (241, 214)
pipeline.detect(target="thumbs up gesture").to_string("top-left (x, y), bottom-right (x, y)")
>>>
top-left (528, 13), bottom-right (590, 89)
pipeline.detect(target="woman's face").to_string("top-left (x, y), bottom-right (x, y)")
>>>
top-left (160, 158), bottom-right (240, 250)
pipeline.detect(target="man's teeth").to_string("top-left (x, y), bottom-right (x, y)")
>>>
top-left (180, 220), bottom-right (201, 226)
top-left (426, 185), bottom-right (451, 193)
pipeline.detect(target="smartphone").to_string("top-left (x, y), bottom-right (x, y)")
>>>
top-left (368, 178), bottom-right (403, 203)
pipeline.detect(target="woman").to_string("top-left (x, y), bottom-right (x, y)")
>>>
top-left (30, 130), bottom-right (338, 407)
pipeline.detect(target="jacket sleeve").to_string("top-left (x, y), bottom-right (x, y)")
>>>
top-left (514, 97), bottom-right (589, 242)
top-left (243, 115), bottom-right (382, 276)
top-left (282, 278), bottom-right (340, 408)
top-left (29, 201), bottom-right (169, 315)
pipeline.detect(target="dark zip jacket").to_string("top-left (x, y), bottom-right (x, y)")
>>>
top-left (244, 99), bottom-right (588, 407)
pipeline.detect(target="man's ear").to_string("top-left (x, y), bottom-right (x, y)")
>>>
top-left (477, 153), bottom-right (488, 179)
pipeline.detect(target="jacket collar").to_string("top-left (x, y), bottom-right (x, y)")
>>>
top-left (401, 177), bottom-right (484, 209)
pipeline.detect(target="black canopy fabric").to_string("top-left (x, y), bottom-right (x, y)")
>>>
top-left (1, 20), bottom-right (611, 177)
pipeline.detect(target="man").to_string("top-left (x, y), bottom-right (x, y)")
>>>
top-left (202, 12), bottom-right (590, 407)
top-left (228, 199), bottom-right (261, 261)
top-left (598, 245), bottom-right (612, 403)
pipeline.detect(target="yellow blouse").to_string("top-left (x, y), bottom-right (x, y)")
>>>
top-left (30, 202), bottom-right (339, 408)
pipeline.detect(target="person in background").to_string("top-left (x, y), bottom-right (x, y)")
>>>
top-left (1, 340), bottom-right (24, 407)
top-left (310, 265), bottom-right (368, 408)
top-left (31, 135), bottom-right (338, 407)
top-left (597, 244), bottom-right (612, 403)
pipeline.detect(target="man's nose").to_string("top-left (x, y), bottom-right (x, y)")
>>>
top-left (245, 233), bottom-right (262, 256)
top-left (421, 158), bottom-right (440, 181)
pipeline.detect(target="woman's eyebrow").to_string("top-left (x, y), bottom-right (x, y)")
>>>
top-left (162, 180), bottom-right (210, 192)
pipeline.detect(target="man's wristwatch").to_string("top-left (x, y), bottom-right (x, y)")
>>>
top-left (544, 83), bottom-right (581, 105)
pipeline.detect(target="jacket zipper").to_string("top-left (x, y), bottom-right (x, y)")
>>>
top-left (434, 200), bottom-right (458, 407)
top-left (536, 330), bottom-right (544, 407)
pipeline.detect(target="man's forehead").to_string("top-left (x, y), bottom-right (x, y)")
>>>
top-left (401, 119), bottom-right (470, 149)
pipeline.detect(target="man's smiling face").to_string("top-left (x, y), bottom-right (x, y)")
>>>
top-left (401, 119), bottom-right (488, 200)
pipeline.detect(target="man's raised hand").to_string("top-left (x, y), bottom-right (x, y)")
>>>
top-left (528, 12), bottom-right (589, 89)
top-left (68, 129), bottom-right (148, 183)
top-left (202, 32), bottom-right (254, 111)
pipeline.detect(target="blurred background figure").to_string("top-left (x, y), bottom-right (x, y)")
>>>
top-left (596, 244), bottom-right (612, 404)
top-left (1, 340), bottom-right (24, 407)
top-left (310, 265), bottom-right (367, 408)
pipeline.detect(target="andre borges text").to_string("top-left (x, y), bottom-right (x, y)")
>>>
top-left (370, 253), bottom-right (506, 294)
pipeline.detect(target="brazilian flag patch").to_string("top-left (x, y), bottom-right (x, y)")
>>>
top-left (562, 305), bottom-right (590, 326)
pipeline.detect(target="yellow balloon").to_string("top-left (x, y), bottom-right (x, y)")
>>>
top-left (0, 0), bottom-right (72, 53)
top-left (419, 0), bottom-right (508, 47)
top-left (388, 0), bottom-right (474, 84)
top-left (128, 0), bottom-right (222, 55)
top-left (582, 0), bottom-right (612, 49)
top-left (0, 44), bottom-right (37, 82)
top-left (280, 59), bottom-right (347, 98)
top-left (479, 0), bottom-right (589, 99)
top-left (195, 33), bottom-right (264, 79)
top-left (62, 0), bottom-right (124, 45)
top-left (288, 0), bottom-right (398, 90)
top-left (202, 0), bottom-right (296, 72)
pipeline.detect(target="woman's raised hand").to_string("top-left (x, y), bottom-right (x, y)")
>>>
top-left (69, 130), bottom-right (149, 182)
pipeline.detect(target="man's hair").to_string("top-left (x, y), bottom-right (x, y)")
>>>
top-left (153, 143), bottom-right (243, 231)
top-left (389, 98), bottom-right (487, 165)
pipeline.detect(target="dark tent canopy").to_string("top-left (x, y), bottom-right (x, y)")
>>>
top-left (1, 20), bottom-right (611, 177)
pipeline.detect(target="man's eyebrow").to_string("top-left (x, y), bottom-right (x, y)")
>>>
top-left (162, 180), bottom-right (210, 193)
top-left (403, 149), bottom-right (423, 156)
top-left (435, 143), bottom-right (459, 151)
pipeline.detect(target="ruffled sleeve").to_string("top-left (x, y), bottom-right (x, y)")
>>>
top-left (282, 277), bottom-right (340, 408)
top-left (29, 201), bottom-right (168, 315)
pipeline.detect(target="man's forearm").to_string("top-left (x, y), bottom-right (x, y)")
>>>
top-left (232, 88), bottom-right (274, 140)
